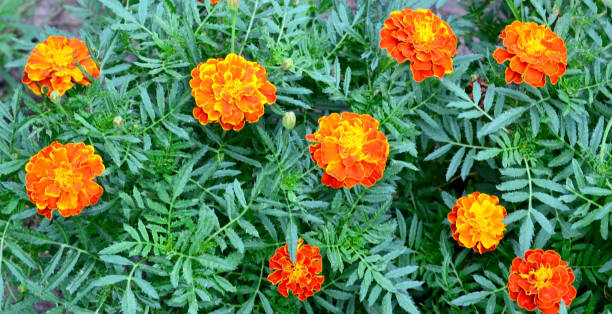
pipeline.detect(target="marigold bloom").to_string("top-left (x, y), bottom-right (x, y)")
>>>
top-left (306, 112), bottom-right (389, 189)
top-left (267, 239), bottom-right (324, 301)
top-left (197, 0), bottom-right (220, 3)
top-left (189, 53), bottom-right (276, 131)
top-left (22, 36), bottom-right (100, 97)
top-left (508, 249), bottom-right (577, 314)
top-left (493, 21), bottom-right (567, 88)
top-left (379, 8), bottom-right (457, 82)
top-left (447, 192), bottom-right (507, 253)
top-left (25, 142), bottom-right (105, 219)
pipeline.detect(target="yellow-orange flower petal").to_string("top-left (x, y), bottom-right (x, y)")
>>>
top-left (189, 53), bottom-right (276, 131)
top-left (197, 0), bottom-right (220, 3)
top-left (267, 239), bottom-right (324, 301)
top-left (493, 21), bottom-right (567, 88)
top-left (25, 142), bottom-right (105, 219)
top-left (447, 192), bottom-right (507, 253)
top-left (306, 112), bottom-right (389, 189)
top-left (22, 36), bottom-right (100, 97)
top-left (379, 8), bottom-right (457, 82)
top-left (507, 249), bottom-right (577, 314)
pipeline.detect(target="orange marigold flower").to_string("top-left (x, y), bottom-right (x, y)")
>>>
top-left (267, 239), bottom-right (324, 301)
top-left (189, 53), bottom-right (276, 131)
top-left (198, 0), bottom-right (220, 3)
top-left (447, 192), bottom-right (507, 253)
top-left (25, 142), bottom-right (105, 220)
top-left (507, 249), bottom-right (577, 314)
top-left (379, 8), bottom-right (457, 82)
top-left (306, 112), bottom-right (389, 189)
top-left (493, 21), bottom-right (567, 88)
top-left (22, 36), bottom-right (100, 97)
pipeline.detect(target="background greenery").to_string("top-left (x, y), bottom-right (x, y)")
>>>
top-left (1, 0), bottom-right (611, 313)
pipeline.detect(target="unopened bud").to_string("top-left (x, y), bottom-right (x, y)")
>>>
top-left (113, 115), bottom-right (124, 128)
top-left (228, 0), bottom-right (239, 10)
top-left (282, 58), bottom-right (293, 70)
top-left (282, 111), bottom-right (296, 130)
top-left (50, 90), bottom-right (61, 104)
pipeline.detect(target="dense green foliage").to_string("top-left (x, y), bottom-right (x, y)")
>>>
top-left (1, 0), bottom-right (611, 313)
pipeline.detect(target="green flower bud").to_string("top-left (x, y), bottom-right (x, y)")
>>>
top-left (282, 58), bottom-right (294, 70)
top-left (282, 111), bottom-right (296, 130)
top-left (50, 90), bottom-right (61, 104)
top-left (228, 0), bottom-right (239, 10)
top-left (113, 115), bottom-right (124, 128)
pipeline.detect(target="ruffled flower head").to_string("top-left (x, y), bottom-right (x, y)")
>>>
top-left (267, 239), bottom-right (324, 301)
top-left (306, 112), bottom-right (389, 189)
top-left (22, 36), bottom-right (100, 97)
top-left (379, 8), bottom-right (457, 81)
top-left (447, 192), bottom-right (507, 253)
top-left (189, 53), bottom-right (277, 131)
top-left (507, 249), bottom-right (577, 314)
top-left (493, 21), bottom-right (567, 88)
top-left (25, 142), bottom-right (105, 219)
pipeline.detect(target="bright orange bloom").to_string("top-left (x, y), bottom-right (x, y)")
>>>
top-left (25, 142), bottom-right (105, 219)
top-left (508, 249), bottom-right (577, 314)
top-left (267, 239), bottom-right (324, 301)
top-left (189, 53), bottom-right (276, 131)
top-left (22, 36), bottom-right (100, 97)
top-left (379, 8), bottom-right (457, 82)
top-left (306, 112), bottom-right (389, 189)
top-left (197, 0), bottom-right (220, 3)
top-left (447, 192), bottom-right (507, 253)
top-left (493, 21), bottom-right (567, 88)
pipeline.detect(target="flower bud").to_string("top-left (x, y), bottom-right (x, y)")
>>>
top-left (281, 58), bottom-right (293, 70)
top-left (49, 90), bottom-right (61, 104)
top-left (282, 111), bottom-right (296, 130)
top-left (113, 115), bottom-right (124, 128)
top-left (228, 0), bottom-right (239, 10)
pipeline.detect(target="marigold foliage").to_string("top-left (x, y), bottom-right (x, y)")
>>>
top-left (1, 0), bottom-right (612, 313)
top-left (267, 239), bottom-right (324, 301)
top-left (379, 8), bottom-right (457, 81)
top-left (189, 53), bottom-right (277, 131)
top-left (448, 192), bottom-right (507, 253)
top-left (22, 36), bottom-right (100, 96)
top-left (25, 142), bottom-right (105, 219)
top-left (493, 21), bottom-right (567, 88)
top-left (508, 249), bottom-right (577, 314)
top-left (306, 112), bottom-right (389, 188)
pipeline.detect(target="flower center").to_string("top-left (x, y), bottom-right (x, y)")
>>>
top-left (53, 162), bottom-right (78, 189)
top-left (521, 28), bottom-right (547, 56)
top-left (521, 266), bottom-right (553, 290)
top-left (221, 79), bottom-right (247, 100)
top-left (52, 46), bottom-right (76, 68)
top-left (338, 124), bottom-right (367, 151)
top-left (286, 263), bottom-right (307, 283)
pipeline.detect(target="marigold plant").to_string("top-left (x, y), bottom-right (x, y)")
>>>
top-left (306, 112), bottom-right (389, 189)
top-left (379, 8), bottom-right (457, 81)
top-left (493, 21), bottom-right (567, 88)
top-left (25, 142), bottom-right (105, 219)
top-left (189, 53), bottom-right (276, 131)
top-left (267, 239), bottom-right (324, 301)
top-left (22, 35), bottom-right (100, 97)
top-left (447, 192), bottom-right (507, 253)
top-left (507, 249), bottom-right (577, 314)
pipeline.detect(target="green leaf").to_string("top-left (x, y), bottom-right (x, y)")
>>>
top-left (396, 292), bottom-right (420, 314)
top-left (450, 291), bottom-right (490, 306)
top-left (477, 107), bottom-right (526, 137)
top-left (0, 159), bottom-right (26, 176)
top-left (372, 271), bottom-right (397, 293)
top-left (533, 192), bottom-right (570, 211)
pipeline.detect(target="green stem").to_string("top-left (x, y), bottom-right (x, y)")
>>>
top-left (231, 8), bottom-right (238, 53)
